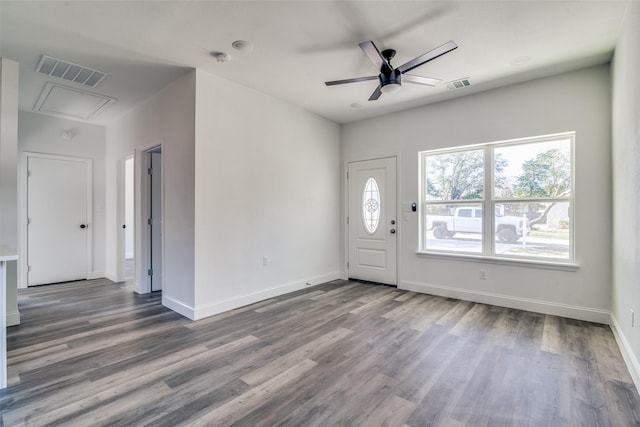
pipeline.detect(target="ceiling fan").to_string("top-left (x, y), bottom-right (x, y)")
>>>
top-left (325, 40), bottom-right (458, 101)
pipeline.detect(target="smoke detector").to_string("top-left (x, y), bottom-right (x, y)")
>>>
top-left (210, 52), bottom-right (230, 63)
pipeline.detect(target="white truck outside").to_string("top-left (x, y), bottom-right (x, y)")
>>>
top-left (428, 206), bottom-right (527, 243)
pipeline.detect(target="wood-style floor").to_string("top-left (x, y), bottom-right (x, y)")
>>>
top-left (2, 279), bottom-right (639, 426)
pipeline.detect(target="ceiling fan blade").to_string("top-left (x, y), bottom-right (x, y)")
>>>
top-left (397, 41), bottom-right (458, 74)
top-left (359, 41), bottom-right (390, 72)
top-left (403, 74), bottom-right (441, 86)
top-left (325, 76), bottom-right (378, 86)
top-left (368, 85), bottom-right (383, 101)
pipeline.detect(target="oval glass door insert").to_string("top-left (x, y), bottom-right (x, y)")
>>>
top-left (362, 177), bottom-right (381, 233)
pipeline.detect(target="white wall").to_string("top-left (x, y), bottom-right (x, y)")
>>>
top-left (611, 1), bottom-right (640, 388)
top-left (192, 70), bottom-right (341, 319)
top-left (18, 111), bottom-right (107, 283)
top-left (342, 65), bottom-right (612, 323)
top-left (0, 59), bottom-right (19, 251)
top-left (0, 58), bottom-right (20, 325)
top-left (105, 70), bottom-right (195, 312)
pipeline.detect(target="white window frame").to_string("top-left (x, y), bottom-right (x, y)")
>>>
top-left (418, 132), bottom-right (575, 266)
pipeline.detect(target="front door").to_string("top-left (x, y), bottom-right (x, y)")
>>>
top-left (347, 157), bottom-right (397, 285)
top-left (27, 155), bottom-right (89, 286)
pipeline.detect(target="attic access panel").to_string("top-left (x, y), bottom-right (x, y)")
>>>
top-left (34, 82), bottom-right (117, 121)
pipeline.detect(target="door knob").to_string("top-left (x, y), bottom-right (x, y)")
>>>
top-left (80, 224), bottom-right (87, 229)
top-left (390, 229), bottom-right (396, 234)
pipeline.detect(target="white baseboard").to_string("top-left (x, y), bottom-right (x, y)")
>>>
top-left (400, 280), bottom-right (611, 324)
top-left (162, 295), bottom-right (195, 320)
top-left (88, 271), bottom-right (106, 280)
top-left (609, 313), bottom-right (640, 391)
top-left (192, 271), bottom-right (342, 321)
top-left (104, 271), bottom-right (118, 282)
top-left (6, 310), bottom-right (20, 327)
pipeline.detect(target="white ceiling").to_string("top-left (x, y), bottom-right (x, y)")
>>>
top-left (0, 1), bottom-right (631, 125)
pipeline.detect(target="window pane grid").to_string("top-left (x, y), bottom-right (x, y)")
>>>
top-left (492, 197), bottom-right (571, 204)
top-left (423, 199), bottom-right (485, 206)
top-left (425, 149), bottom-right (484, 201)
top-left (419, 132), bottom-right (574, 262)
top-left (424, 203), bottom-right (484, 254)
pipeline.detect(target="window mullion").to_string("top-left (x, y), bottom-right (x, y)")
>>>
top-left (483, 147), bottom-right (493, 255)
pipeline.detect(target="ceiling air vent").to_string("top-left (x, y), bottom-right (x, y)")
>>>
top-left (445, 78), bottom-right (471, 90)
top-left (35, 55), bottom-right (107, 88)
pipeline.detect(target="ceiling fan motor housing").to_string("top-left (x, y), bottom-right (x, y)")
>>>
top-left (379, 68), bottom-right (402, 91)
top-left (381, 48), bottom-right (397, 61)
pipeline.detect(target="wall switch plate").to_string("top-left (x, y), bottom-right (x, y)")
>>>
top-left (479, 270), bottom-right (487, 280)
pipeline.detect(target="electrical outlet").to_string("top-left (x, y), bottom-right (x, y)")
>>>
top-left (632, 310), bottom-right (635, 328)
top-left (263, 256), bottom-right (270, 266)
top-left (479, 270), bottom-right (487, 280)
top-left (306, 282), bottom-right (312, 286)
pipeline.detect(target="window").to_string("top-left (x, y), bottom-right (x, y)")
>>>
top-left (419, 132), bottom-right (574, 262)
top-left (362, 177), bottom-right (381, 234)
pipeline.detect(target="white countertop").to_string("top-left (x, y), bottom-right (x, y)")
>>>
top-left (0, 245), bottom-right (17, 262)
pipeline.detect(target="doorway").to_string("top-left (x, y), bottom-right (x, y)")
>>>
top-left (123, 155), bottom-right (135, 281)
top-left (347, 157), bottom-right (397, 285)
top-left (25, 153), bottom-right (92, 286)
top-left (145, 147), bottom-right (162, 292)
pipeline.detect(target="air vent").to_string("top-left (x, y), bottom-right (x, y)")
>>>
top-left (36, 55), bottom-right (107, 88)
top-left (445, 78), bottom-right (471, 90)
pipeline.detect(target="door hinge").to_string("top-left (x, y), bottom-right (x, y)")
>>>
top-left (147, 218), bottom-right (152, 225)
top-left (28, 265), bottom-right (32, 272)
top-left (148, 167), bottom-right (153, 175)
top-left (27, 170), bottom-right (32, 178)
top-left (346, 171), bottom-right (349, 179)
top-left (148, 269), bottom-right (153, 276)
top-left (346, 216), bottom-right (349, 224)
top-left (346, 261), bottom-right (349, 269)
top-left (27, 218), bottom-right (31, 225)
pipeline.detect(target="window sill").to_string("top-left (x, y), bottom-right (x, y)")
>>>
top-left (416, 251), bottom-right (579, 271)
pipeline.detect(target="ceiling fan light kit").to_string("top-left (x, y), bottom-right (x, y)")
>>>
top-left (380, 83), bottom-right (401, 94)
top-left (325, 40), bottom-right (458, 101)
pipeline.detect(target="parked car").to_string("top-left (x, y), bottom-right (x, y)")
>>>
top-left (428, 206), bottom-right (527, 243)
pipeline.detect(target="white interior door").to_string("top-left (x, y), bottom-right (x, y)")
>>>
top-left (348, 157), bottom-right (397, 285)
top-left (123, 155), bottom-right (135, 280)
top-left (27, 156), bottom-right (89, 286)
top-left (149, 150), bottom-right (162, 291)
